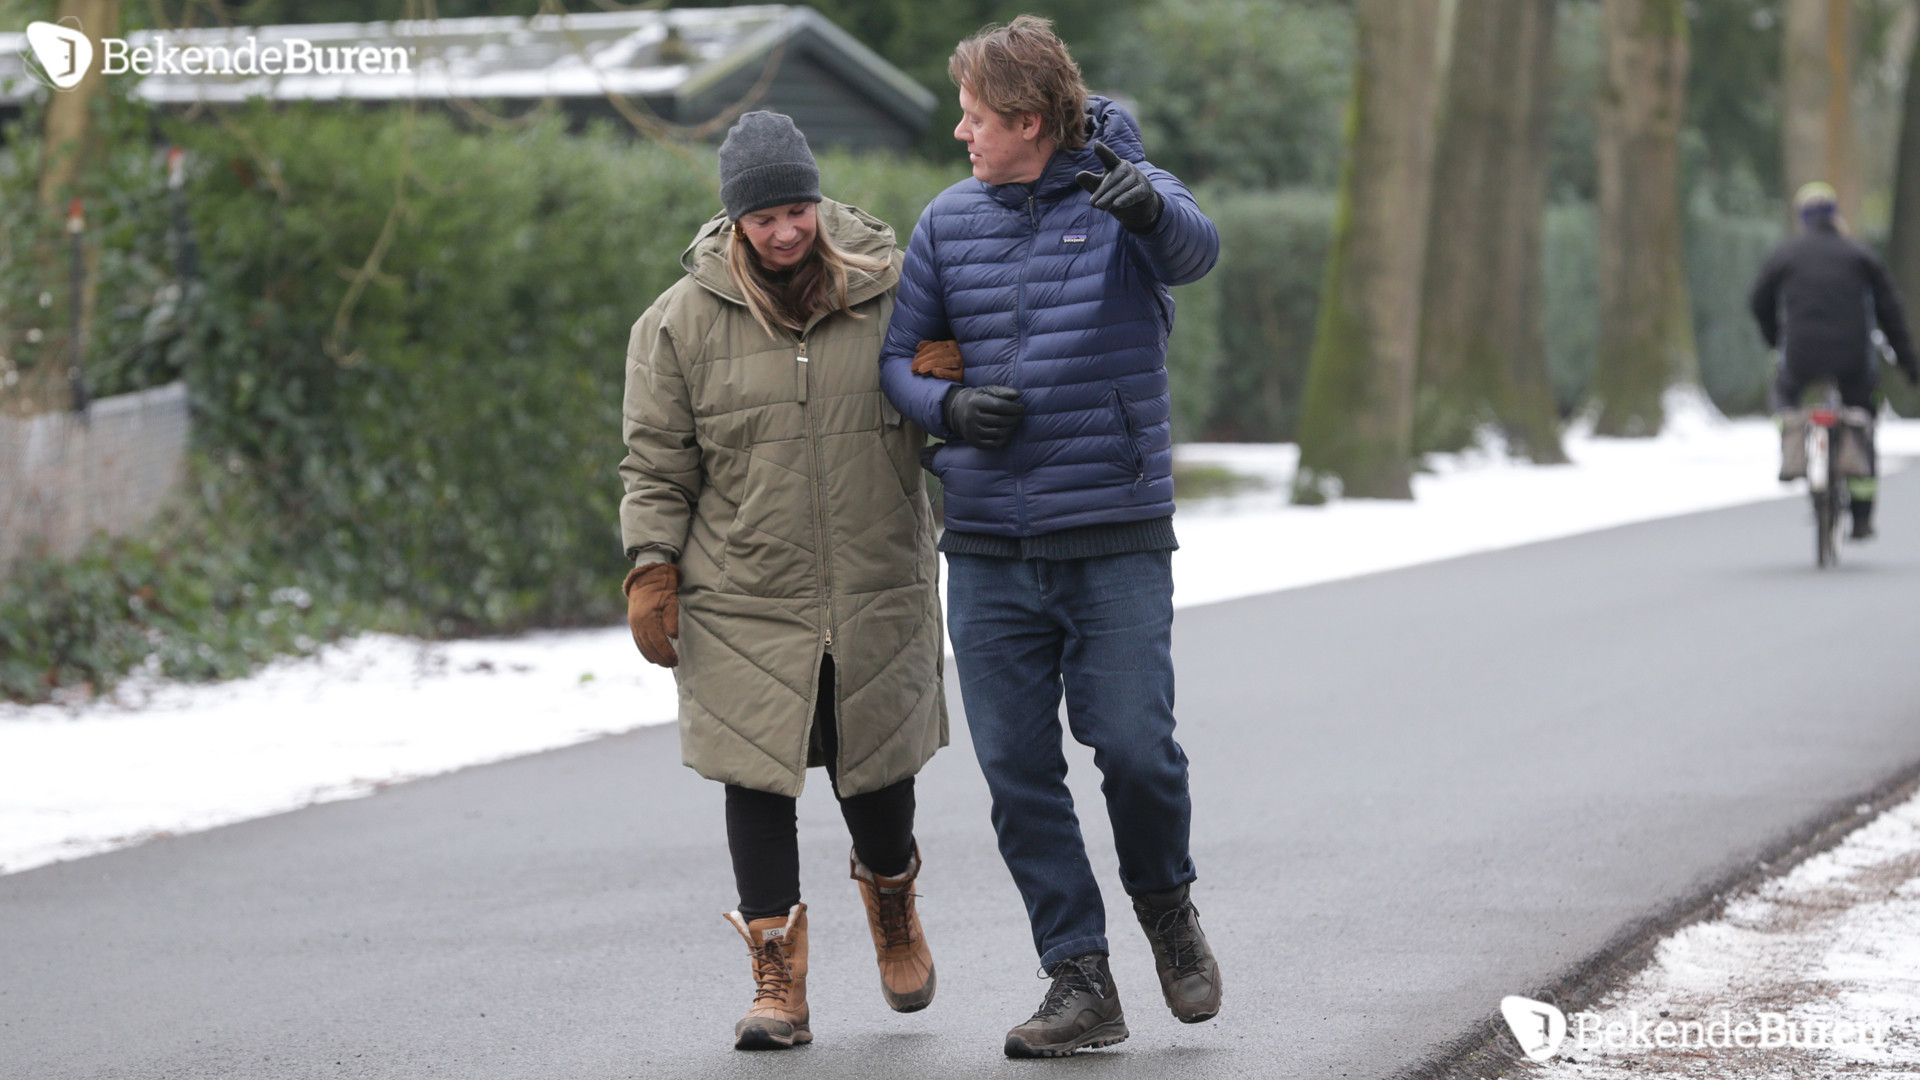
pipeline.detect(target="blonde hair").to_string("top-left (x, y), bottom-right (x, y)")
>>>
top-left (949, 15), bottom-right (1089, 153)
top-left (727, 216), bottom-right (891, 339)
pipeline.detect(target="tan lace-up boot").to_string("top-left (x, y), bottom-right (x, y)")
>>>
top-left (723, 904), bottom-right (811, 1050)
top-left (850, 844), bottom-right (935, 1012)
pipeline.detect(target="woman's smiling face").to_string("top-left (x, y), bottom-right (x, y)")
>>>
top-left (739, 201), bottom-right (819, 270)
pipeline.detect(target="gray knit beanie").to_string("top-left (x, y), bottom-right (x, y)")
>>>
top-left (718, 111), bottom-right (822, 220)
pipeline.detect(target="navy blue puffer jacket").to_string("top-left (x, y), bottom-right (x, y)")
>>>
top-left (879, 97), bottom-right (1219, 538)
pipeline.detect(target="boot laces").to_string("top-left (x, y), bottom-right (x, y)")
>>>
top-left (874, 886), bottom-right (919, 950)
top-left (750, 937), bottom-right (794, 1003)
top-left (1029, 956), bottom-right (1106, 1021)
top-left (1145, 902), bottom-right (1208, 978)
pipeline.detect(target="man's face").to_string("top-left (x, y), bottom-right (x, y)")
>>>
top-left (955, 85), bottom-right (1051, 186)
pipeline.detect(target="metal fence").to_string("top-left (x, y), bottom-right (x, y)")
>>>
top-left (0, 383), bottom-right (191, 570)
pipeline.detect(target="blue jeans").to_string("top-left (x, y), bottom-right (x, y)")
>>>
top-left (946, 550), bottom-right (1196, 969)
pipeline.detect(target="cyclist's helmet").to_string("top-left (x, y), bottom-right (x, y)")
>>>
top-left (1795, 181), bottom-right (1839, 229)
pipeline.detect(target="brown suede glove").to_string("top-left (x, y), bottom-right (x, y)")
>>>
top-left (911, 339), bottom-right (964, 382)
top-left (623, 562), bottom-right (681, 668)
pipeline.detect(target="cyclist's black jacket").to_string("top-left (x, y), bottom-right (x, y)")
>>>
top-left (1748, 221), bottom-right (1920, 379)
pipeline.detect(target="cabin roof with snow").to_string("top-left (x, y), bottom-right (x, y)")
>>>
top-left (0, 6), bottom-right (937, 150)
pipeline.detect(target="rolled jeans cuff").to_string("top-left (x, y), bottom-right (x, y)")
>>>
top-left (1039, 934), bottom-right (1111, 973)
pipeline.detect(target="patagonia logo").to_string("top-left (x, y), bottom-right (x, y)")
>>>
top-left (1063, 233), bottom-right (1088, 244)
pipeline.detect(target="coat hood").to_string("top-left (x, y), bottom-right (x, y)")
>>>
top-left (681, 199), bottom-right (900, 309)
top-left (1083, 95), bottom-right (1147, 164)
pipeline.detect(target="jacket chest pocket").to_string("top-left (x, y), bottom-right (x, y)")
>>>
top-left (699, 348), bottom-right (805, 414)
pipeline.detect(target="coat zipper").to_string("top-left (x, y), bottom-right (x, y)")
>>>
top-left (1011, 193), bottom-right (1038, 534)
top-left (797, 330), bottom-right (832, 650)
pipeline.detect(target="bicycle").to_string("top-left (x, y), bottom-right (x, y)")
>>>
top-left (1785, 384), bottom-right (1872, 569)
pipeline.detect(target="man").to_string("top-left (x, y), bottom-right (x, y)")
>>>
top-left (1750, 181), bottom-right (1920, 539)
top-left (877, 16), bottom-right (1221, 1058)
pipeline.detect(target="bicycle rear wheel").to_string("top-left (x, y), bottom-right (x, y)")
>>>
top-left (1815, 489), bottom-right (1838, 567)
top-left (1820, 429), bottom-right (1845, 568)
top-left (1810, 425), bottom-right (1838, 568)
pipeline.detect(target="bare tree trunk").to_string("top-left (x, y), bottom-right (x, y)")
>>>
top-left (1592, 0), bottom-right (1697, 437)
top-left (1887, 14), bottom-right (1920, 418)
top-left (1292, 0), bottom-right (1442, 502)
top-left (1783, 0), bottom-right (1856, 217)
top-left (36, 0), bottom-right (120, 210)
top-left (1416, 0), bottom-right (1566, 464)
top-left (1891, 15), bottom-right (1920, 304)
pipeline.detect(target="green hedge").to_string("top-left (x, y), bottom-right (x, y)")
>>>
top-left (1688, 210), bottom-right (1781, 415)
top-left (1170, 190), bottom-right (1334, 442)
top-left (1, 105), bottom-right (959, 701)
top-left (129, 108), bottom-right (955, 635)
top-left (0, 464), bottom-right (371, 702)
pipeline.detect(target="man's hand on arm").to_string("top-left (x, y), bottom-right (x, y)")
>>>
top-left (944, 385), bottom-right (1025, 450)
top-left (1075, 141), bottom-right (1163, 234)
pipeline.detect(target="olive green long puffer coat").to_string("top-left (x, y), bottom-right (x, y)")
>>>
top-left (618, 201), bottom-right (946, 799)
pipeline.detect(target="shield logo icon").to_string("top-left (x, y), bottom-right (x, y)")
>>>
top-left (26, 20), bottom-right (94, 91)
top-left (1501, 995), bottom-right (1567, 1062)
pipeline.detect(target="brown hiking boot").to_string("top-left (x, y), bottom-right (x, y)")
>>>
top-left (723, 904), bottom-right (811, 1050)
top-left (850, 844), bottom-right (936, 1012)
top-left (1133, 884), bottom-right (1222, 1023)
top-left (1004, 952), bottom-right (1129, 1058)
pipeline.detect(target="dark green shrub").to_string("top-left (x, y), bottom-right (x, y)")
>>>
top-left (154, 108), bottom-right (953, 634)
top-left (1166, 268), bottom-right (1221, 443)
top-left (0, 460), bottom-right (370, 702)
top-left (2, 105), bottom-right (956, 701)
top-left (1687, 209), bottom-right (1780, 415)
top-left (1544, 203), bottom-right (1600, 414)
top-left (1101, 0), bottom-right (1353, 190)
top-left (1190, 189), bottom-right (1334, 442)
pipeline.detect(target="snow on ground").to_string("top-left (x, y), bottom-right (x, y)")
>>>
top-left (1173, 390), bottom-right (1920, 605)
top-left (6, 392), bottom-right (1920, 877)
top-left (0, 629), bottom-right (679, 874)
top-left (1523, 788), bottom-right (1920, 1079)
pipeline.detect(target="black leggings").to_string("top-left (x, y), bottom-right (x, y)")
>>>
top-left (725, 655), bottom-right (916, 921)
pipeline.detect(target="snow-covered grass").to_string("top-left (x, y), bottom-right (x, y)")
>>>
top-left (1174, 390), bottom-right (1920, 605)
top-left (5, 393), bottom-right (1919, 876)
top-left (1525, 788), bottom-right (1920, 1079)
top-left (0, 629), bottom-right (678, 873)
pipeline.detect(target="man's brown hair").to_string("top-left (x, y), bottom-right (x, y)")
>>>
top-left (949, 15), bottom-right (1089, 153)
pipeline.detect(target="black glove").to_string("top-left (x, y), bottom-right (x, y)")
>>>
top-left (1904, 362), bottom-right (1919, 387)
top-left (943, 385), bottom-right (1025, 450)
top-left (1075, 141), bottom-right (1163, 234)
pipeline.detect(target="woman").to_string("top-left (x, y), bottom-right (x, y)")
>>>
top-left (617, 111), bottom-right (947, 1051)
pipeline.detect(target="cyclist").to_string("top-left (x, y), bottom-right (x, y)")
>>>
top-left (1749, 181), bottom-right (1920, 540)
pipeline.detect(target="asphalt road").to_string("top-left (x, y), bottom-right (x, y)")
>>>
top-left (9, 474), bottom-right (1920, 1080)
